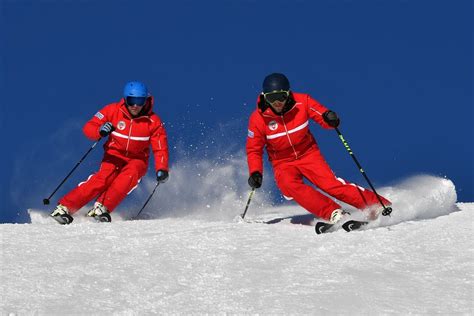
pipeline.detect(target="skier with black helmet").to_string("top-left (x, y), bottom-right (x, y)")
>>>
top-left (50, 81), bottom-right (169, 224)
top-left (246, 73), bottom-right (391, 225)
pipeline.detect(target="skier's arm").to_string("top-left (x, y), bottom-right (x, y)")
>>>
top-left (83, 104), bottom-right (114, 140)
top-left (246, 113), bottom-right (266, 175)
top-left (150, 118), bottom-right (169, 172)
top-left (306, 95), bottom-right (334, 129)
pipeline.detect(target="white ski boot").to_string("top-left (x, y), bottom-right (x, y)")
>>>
top-left (50, 204), bottom-right (73, 225)
top-left (329, 209), bottom-right (344, 224)
top-left (86, 202), bottom-right (111, 223)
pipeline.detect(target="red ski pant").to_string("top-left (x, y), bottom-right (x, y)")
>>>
top-left (59, 154), bottom-right (147, 213)
top-left (273, 150), bottom-right (391, 221)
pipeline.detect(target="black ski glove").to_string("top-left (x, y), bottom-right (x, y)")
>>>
top-left (248, 171), bottom-right (263, 189)
top-left (99, 122), bottom-right (115, 137)
top-left (156, 170), bottom-right (169, 183)
top-left (322, 110), bottom-right (340, 128)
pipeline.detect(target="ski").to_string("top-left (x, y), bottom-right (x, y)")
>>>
top-left (315, 222), bottom-right (334, 234)
top-left (50, 213), bottom-right (74, 225)
top-left (315, 219), bottom-right (368, 234)
top-left (342, 220), bottom-right (368, 232)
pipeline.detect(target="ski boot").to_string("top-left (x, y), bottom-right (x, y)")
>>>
top-left (329, 209), bottom-right (344, 224)
top-left (50, 204), bottom-right (74, 225)
top-left (315, 209), bottom-right (346, 234)
top-left (86, 202), bottom-right (112, 223)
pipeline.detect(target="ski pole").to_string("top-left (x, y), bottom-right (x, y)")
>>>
top-left (240, 188), bottom-right (255, 219)
top-left (133, 182), bottom-right (160, 220)
top-left (43, 139), bottom-right (101, 205)
top-left (335, 127), bottom-right (392, 216)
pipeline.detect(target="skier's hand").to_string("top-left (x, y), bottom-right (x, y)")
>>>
top-left (248, 171), bottom-right (263, 189)
top-left (323, 110), bottom-right (340, 128)
top-left (156, 170), bottom-right (169, 183)
top-left (99, 122), bottom-right (115, 137)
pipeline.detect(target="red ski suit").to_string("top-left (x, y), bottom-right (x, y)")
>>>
top-left (59, 97), bottom-right (169, 213)
top-left (246, 92), bottom-right (390, 220)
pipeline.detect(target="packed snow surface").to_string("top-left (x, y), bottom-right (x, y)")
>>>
top-left (1, 175), bottom-right (473, 314)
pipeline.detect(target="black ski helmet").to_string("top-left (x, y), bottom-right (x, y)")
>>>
top-left (262, 73), bottom-right (290, 93)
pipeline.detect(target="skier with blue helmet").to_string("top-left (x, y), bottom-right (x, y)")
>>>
top-left (50, 81), bottom-right (170, 224)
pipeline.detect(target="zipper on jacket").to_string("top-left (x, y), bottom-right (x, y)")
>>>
top-left (281, 115), bottom-right (298, 159)
top-left (125, 120), bottom-right (133, 156)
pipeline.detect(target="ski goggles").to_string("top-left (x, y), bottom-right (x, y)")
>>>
top-left (126, 96), bottom-right (147, 107)
top-left (263, 90), bottom-right (289, 103)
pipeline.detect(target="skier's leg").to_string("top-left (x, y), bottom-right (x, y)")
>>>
top-left (96, 159), bottom-right (147, 212)
top-left (274, 163), bottom-right (340, 220)
top-left (300, 151), bottom-right (391, 210)
top-left (58, 156), bottom-right (124, 213)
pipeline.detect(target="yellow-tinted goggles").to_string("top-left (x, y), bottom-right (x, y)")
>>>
top-left (264, 90), bottom-right (289, 103)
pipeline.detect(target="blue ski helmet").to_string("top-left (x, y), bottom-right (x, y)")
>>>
top-left (262, 73), bottom-right (290, 93)
top-left (123, 81), bottom-right (149, 98)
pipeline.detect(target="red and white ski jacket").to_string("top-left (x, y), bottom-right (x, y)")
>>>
top-left (83, 96), bottom-right (169, 172)
top-left (246, 92), bottom-right (333, 174)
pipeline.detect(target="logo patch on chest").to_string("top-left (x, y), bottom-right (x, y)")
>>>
top-left (117, 121), bottom-right (126, 131)
top-left (268, 120), bottom-right (278, 131)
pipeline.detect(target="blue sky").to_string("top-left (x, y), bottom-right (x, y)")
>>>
top-left (1, 0), bottom-right (472, 223)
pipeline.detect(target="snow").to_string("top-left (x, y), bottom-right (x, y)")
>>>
top-left (1, 174), bottom-right (473, 314)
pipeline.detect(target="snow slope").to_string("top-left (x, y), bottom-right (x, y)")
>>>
top-left (1, 175), bottom-right (473, 314)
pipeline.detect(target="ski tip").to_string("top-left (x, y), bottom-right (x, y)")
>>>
top-left (315, 222), bottom-right (333, 234)
top-left (341, 220), bottom-right (368, 232)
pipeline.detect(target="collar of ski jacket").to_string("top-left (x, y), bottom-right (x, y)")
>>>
top-left (256, 92), bottom-right (296, 116)
top-left (120, 96), bottom-right (155, 118)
